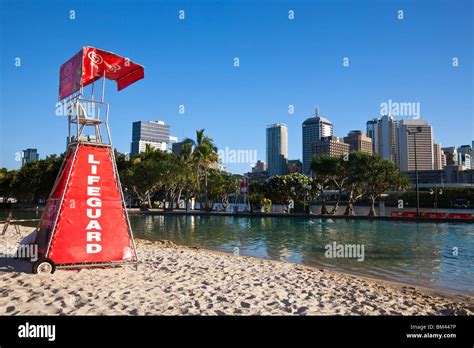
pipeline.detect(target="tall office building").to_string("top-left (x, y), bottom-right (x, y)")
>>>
top-left (343, 130), bottom-right (373, 154)
top-left (433, 143), bottom-right (446, 170)
top-left (130, 120), bottom-right (170, 155)
top-left (302, 108), bottom-right (333, 175)
top-left (366, 115), bottom-right (399, 164)
top-left (457, 145), bottom-right (473, 170)
top-left (21, 148), bottom-right (39, 167)
top-left (266, 123), bottom-right (288, 177)
top-left (398, 119), bottom-right (434, 171)
top-left (366, 119), bottom-right (379, 155)
top-left (311, 136), bottom-right (350, 159)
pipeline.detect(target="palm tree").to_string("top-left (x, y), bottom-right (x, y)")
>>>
top-left (176, 141), bottom-right (197, 211)
top-left (184, 129), bottom-right (219, 211)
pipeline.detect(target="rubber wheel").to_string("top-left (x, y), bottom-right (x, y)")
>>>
top-left (32, 258), bottom-right (56, 274)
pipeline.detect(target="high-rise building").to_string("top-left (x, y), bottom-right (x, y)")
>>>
top-left (433, 143), bottom-right (445, 170)
top-left (366, 115), bottom-right (399, 164)
top-left (457, 145), bottom-right (473, 170)
top-left (343, 130), bottom-right (373, 154)
top-left (398, 119), bottom-right (434, 171)
top-left (311, 136), bottom-right (350, 160)
top-left (302, 108), bottom-right (333, 175)
top-left (366, 119), bottom-right (379, 155)
top-left (21, 148), bottom-right (39, 166)
top-left (442, 147), bottom-right (458, 166)
top-left (130, 121), bottom-right (170, 154)
top-left (266, 123), bottom-right (288, 176)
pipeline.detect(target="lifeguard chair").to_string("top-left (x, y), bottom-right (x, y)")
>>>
top-left (32, 47), bottom-right (144, 273)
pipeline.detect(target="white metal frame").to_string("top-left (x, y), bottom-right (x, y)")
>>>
top-left (39, 72), bottom-right (138, 269)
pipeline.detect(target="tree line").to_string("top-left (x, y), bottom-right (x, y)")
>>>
top-left (248, 152), bottom-right (410, 216)
top-left (0, 130), bottom-right (240, 212)
top-left (0, 130), bottom-right (412, 216)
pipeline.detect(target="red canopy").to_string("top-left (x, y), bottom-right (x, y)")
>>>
top-left (59, 46), bottom-right (145, 100)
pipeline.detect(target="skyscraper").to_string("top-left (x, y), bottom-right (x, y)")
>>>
top-left (21, 148), bottom-right (39, 167)
top-left (302, 108), bottom-right (333, 175)
top-left (398, 119), bottom-right (434, 171)
top-left (366, 115), bottom-right (399, 164)
top-left (266, 123), bottom-right (288, 177)
top-left (130, 120), bottom-right (171, 154)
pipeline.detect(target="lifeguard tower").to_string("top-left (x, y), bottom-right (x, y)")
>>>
top-left (32, 47), bottom-right (144, 273)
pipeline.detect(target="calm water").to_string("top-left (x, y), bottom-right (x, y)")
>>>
top-left (2, 210), bottom-right (473, 295)
top-left (129, 214), bottom-right (474, 295)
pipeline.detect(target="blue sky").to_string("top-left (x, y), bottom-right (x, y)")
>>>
top-left (0, 0), bottom-right (473, 173)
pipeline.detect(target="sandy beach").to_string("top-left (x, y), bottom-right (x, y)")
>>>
top-left (0, 224), bottom-right (472, 315)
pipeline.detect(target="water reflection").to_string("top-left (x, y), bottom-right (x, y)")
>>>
top-left (3, 210), bottom-right (472, 295)
top-left (130, 215), bottom-right (474, 295)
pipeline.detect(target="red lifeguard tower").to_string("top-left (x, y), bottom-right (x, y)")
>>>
top-left (32, 47), bottom-right (144, 273)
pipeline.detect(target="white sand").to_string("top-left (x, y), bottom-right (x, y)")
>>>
top-left (0, 225), bottom-right (472, 315)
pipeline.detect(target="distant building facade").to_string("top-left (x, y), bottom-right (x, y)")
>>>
top-left (130, 121), bottom-right (170, 154)
top-left (246, 160), bottom-right (268, 181)
top-left (442, 147), bottom-right (458, 166)
top-left (398, 119), bottom-right (434, 171)
top-left (366, 115), bottom-right (399, 164)
top-left (22, 148), bottom-right (39, 166)
top-left (167, 136), bottom-right (178, 153)
top-left (311, 136), bottom-right (350, 160)
top-left (287, 159), bottom-right (302, 174)
top-left (172, 141), bottom-right (188, 157)
top-left (302, 108), bottom-right (333, 175)
top-left (403, 166), bottom-right (474, 186)
top-left (252, 160), bottom-right (267, 173)
top-left (343, 130), bottom-right (373, 154)
top-left (433, 143), bottom-right (446, 170)
top-left (266, 123), bottom-right (288, 176)
top-left (457, 145), bottom-right (472, 170)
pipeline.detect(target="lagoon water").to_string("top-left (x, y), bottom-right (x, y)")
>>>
top-left (2, 210), bottom-right (473, 295)
top-left (130, 214), bottom-right (474, 296)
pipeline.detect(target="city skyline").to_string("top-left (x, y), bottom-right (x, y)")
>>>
top-left (9, 110), bottom-right (474, 174)
top-left (1, 0), bottom-right (473, 174)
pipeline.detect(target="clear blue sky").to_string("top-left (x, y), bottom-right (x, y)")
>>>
top-left (1, 0), bottom-right (473, 173)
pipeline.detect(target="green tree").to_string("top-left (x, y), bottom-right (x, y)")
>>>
top-left (120, 145), bottom-right (166, 210)
top-left (362, 156), bottom-right (411, 216)
top-left (310, 155), bottom-right (340, 215)
top-left (266, 173), bottom-right (317, 213)
top-left (207, 171), bottom-right (239, 211)
top-left (8, 154), bottom-right (63, 203)
top-left (184, 129), bottom-right (219, 211)
top-left (343, 152), bottom-right (371, 216)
